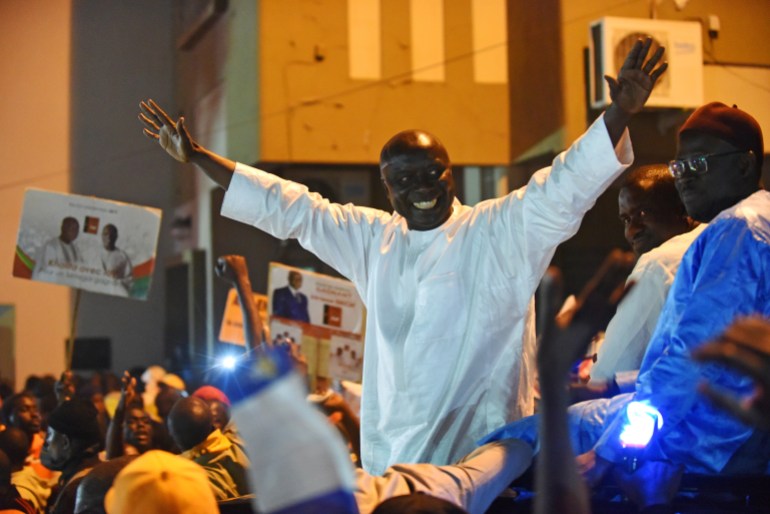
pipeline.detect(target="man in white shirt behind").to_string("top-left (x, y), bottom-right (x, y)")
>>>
top-left (574, 164), bottom-right (703, 400)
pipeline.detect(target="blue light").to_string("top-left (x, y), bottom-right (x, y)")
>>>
top-left (219, 355), bottom-right (238, 370)
top-left (619, 401), bottom-right (664, 449)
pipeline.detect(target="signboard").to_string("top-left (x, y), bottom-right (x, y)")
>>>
top-left (14, 189), bottom-right (162, 300)
top-left (267, 263), bottom-right (365, 383)
top-left (218, 288), bottom-right (268, 346)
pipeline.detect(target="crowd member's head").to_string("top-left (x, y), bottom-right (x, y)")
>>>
top-left (208, 401), bottom-right (230, 432)
top-left (154, 385), bottom-right (183, 421)
top-left (104, 450), bottom-right (217, 514)
top-left (74, 456), bottom-right (136, 514)
top-left (618, 164), bottom-right (695, 256)
top-left (167, 398), bottom-right (213, 452)
top-left (23, 376), bottom-right (42, 393)
top-left (380, 130), bottom-right (456, 231)
top-left (1, 392), bottom-right (42, 440)
top-left (159, 374), bottom-right (185, 394)
top-left (672, 102), bottom-right (764, 223)
top-left (191, 385), bottom-right (229, 406)
top-left (34, 375), bottom-right (59, 425)
top-left (191, 386), bottom-right (231, 431)
top-left (0, 428), bottom-right (30, 473)
top-left (141, 366), bottom-right (165, 394)
top-left (124, 408), bottom-right (154, 454)
top-left (372, 493), bottom-right (469, 513)
top-left (60, 217), bottom-right (80, 244)
top-left (41, 399), bottom-right (102, 472)
top-left (157, 374), bottom-right (187, 415)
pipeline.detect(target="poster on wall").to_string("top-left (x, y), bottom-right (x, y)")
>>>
top-left (13, 189), bottom-right (162, 300)
top-left (267, 262), bottom-right (366, 384)
top-left (218, 288), bottom-right (269, 346)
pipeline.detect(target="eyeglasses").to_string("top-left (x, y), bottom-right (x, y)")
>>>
top-left (668, 150), bottom-right (749, 179)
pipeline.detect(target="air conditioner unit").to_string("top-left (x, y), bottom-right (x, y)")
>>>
top-left (589, 17), bottom-right (703, 109)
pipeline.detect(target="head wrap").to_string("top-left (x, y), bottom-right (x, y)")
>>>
top-left (191, 385), bottom-right (231, 406)
top-left (679, 101), bottom-right (764, 170)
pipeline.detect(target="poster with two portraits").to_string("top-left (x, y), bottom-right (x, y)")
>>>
top-left (14, 189), bottom-right (162, 300)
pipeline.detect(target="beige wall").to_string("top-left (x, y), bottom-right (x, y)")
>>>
top-left (0, 0), bottom-right (71, 389)
top-left (259, 0), bottom-right (510, 165)
top-left (560, 0), bottom-right (770, 144)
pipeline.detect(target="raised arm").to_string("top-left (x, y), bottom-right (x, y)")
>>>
top-left (55, 370), bottom-right (75, 404)
top-left (138, 99), bottom-right (236, 189)
top-left (105, 371), bottom-right (137, 459)
top-left (214, 255), bottom-right (265, 352)
top-left (603, 38), bottom-right (668, 147)
top-left (535, 251), bottom-right (634, 514)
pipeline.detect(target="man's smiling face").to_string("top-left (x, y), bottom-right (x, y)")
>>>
top-left (380, 130), bottom-right (456, 231)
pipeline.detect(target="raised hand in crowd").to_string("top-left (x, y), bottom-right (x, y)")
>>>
top-left (536, 249), bottom-right (635, 514)
top-left (55, 370), bottom-right (75, 404)
top-left (105, 371), bottom-right (138, 459)
top-left (214, 255), bottom-right (267, 353)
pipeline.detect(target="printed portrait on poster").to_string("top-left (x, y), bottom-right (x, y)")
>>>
top-left (14, 189), bottom-right (162, 300)
top-left (267, 263), bottom-right (366, 384)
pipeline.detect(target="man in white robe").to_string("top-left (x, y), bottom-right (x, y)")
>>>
top-left (32, 216), bottom-right (83, 280)
top-left (138, 40), bottom-right (666, 473)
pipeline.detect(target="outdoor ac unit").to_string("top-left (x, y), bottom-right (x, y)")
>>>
top-left (589, 17), bottom-right (703, 109)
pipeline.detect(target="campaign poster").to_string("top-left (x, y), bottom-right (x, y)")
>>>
top-left (14, 189), bottom-right (162, 300)
top-left (267, 262), bottom-right (365, 384)
top-left (218, 288), bottom-right (268, 346)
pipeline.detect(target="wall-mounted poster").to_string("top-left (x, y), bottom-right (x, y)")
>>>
top-left (14, 189), bottom-right (162, 300)
top-left (267, 263), bottom-right (366, 383)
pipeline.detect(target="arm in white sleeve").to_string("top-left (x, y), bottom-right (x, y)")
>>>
top-left (221, 163), bottom-right (387, 287)
top-left (589, 257), bottom-right (672, 383)
top-left (483, 114), bottom-right (633, 288)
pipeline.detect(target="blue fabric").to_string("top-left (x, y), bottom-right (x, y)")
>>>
top-left (229, 347), bottom-right (296, 405)
top-left (271, 489), bottom-right (359, 514)
top-left (477, 393), bottom-right (632, 457)
top-left (481, 192), bottom-right (770, 474)
top-left (596, 193), bottom-right (770, 473)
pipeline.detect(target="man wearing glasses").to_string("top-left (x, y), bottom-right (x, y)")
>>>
top-left (484, 103), bottom-right (769, 493)
top-left (584, 102), bottom-right (769, 478)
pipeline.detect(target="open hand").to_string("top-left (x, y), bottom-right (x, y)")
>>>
top-left (606, 38), bottom-right (668, 115)
top-left (119, 370), bottom-right (138, 410)
top-left (138, 99), bottom-right (195, 162)
top-left (55, 370), bottom-right (75, 403)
